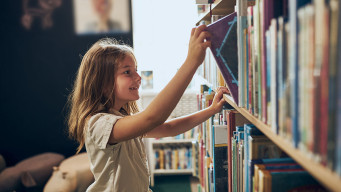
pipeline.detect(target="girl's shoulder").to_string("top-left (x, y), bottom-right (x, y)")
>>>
top-left (89, 112), bottom-right (122, 124)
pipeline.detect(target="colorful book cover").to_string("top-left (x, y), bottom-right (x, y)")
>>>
top-left (244, 124), bottom-right (264, 192)
top-left (206, 12), bottom-right (239, 105)
top-left (248, 135), bottom-right (288, 190)
top-left (260, 0), bottom-right (268, 124)
top-left (247, 6), bottom-right (254, 114)
top-left (249, 135), bottom-right (287, 160)
top-left (243, 28), bottom-right (249, 110)
top-left (288, 0), bottom-right (310, 148)
top-left (321, 7), bottom-right (330, 168)
top-left (305, 5), bottom-right (316, 155)
top-left (270, 18), bottom-right (278, 134)
top-left (283, 22), bottom-right (292, 142)
top-left (311, 0), bottom-right (322, 161)
top-left (255, 0), bottom-right (262, 119)
top-left (258, 169), bottom-right (326, 192)
top-left (327, 0), bottom-right (339, 171)
top-left (249, 157), bottom-right (295, 191)
top-left (252, 4), bottom-right (260, 118)
top-left (297, 6), bottom-right (309, 153)
top-left (266, 29), bottom-right (271, 127)
top-left (253, 163), bottom-right (301, 191)
top-left (277, 16), bottom-right (285, 138)
top-left (227, 111), bottom-right (250, 192)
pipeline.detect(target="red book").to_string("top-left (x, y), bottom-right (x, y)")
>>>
top-left (319, 8), bottom-right (330, 165)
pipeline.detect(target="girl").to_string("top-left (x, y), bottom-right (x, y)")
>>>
top-left (68, 25), bottom-right (229, 191)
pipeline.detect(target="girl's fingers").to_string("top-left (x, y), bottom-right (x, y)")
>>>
top-left (198, 31), bottom-right (211, 43)
top-left (194, 24), bottom-right (207, 38)
top-left (202, 41), bottom-right (211, 49)
top-left (191, 27), bottom-right (196, 37)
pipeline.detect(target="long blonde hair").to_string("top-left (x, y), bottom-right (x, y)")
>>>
top-left (67, 38), bottom-right (139, 153)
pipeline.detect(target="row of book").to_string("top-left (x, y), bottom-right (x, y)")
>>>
top-left (196, 86), bottom-right (226, 192)
top-left (232, 121), bottom-right (326, 192)
top-left (235, 0), bottom-right (341, 175)
top-left (196, 105), bottom-right (327, 191)
top-left (153, 146), bottom-right (193, 170)
top-left (194, 83), bottom-right (328, 191)
top-left (198, 0), bottom-right (341, 181)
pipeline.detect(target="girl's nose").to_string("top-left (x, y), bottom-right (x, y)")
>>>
top-left (135, 72), bottom-right (142, 82)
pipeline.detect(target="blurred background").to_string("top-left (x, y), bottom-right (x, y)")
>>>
top-left (0, 0), bottom-right (198, 167)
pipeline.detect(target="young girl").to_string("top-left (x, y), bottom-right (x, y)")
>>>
top-left (68, 25), bottom-right (229, 191)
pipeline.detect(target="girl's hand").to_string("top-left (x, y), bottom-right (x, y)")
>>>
top-left (209, 86), bottom-right (230, 113)
top-left (186, 25), bottom-right (211, 67)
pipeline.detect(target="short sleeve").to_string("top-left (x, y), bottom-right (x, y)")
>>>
top-left (87, 113), bottom-right (123, 149)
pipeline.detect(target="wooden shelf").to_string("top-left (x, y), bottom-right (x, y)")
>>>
top-left (196, 0), bottom-right (236, 25)
top-left (153, 169), bottom-right (193, 175)
top-left (152, 139), bottom-right (194, 145)
top-left (223, 94), bottom-right (341, 192)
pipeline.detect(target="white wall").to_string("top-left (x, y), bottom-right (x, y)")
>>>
top-left (131, 0), bottom-right (198, 92)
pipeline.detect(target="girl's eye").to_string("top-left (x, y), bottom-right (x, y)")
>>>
top-left (124, 70), bottom-right (130, 74)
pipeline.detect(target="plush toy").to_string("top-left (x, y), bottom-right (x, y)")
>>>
top-left (44, 152), bottom-right (94, 192)
top-left (0, 155), bottom-right (6, 173)
top-left (0, 152), bottom-right (65, 191)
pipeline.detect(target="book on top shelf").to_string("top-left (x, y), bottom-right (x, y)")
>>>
top-left (206, 12), bottom-right (239, 105)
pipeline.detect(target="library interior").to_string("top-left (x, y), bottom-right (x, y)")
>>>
top-left (0, 0), bottom-right (341, 191)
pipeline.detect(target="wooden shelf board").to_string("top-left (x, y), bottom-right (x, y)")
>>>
top-left (223, 94), bottom-right (341, 192)
top-left (152, 139), bottom-right (194, 145)
top-left (196, 0), bottom-right (236, 25)
top-left (153, 169), bottom-right (193, 175)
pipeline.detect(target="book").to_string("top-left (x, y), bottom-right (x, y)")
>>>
top-left (212, 125), bottom-right (228, 192)
top-left (244, 124), bottom-right (264, 192)
top-left (337, 0), bottom-right (341, 177)
top-left (288, 0), bottom-right (310, 148)
top-left (270, 18), bottom-right (278, 134)
top-left (327, 0), bottom-right (339, 170)
top-left (253, 163), bottom-right (302, 191)
top-left (258, 169), bottom-right (326, 192)
top-left (247, 6), bottom-right (254, 114)
top-left (319, 1), bottom-right (330, 167)
top-left (206, 12), bottom-right (239, 105)
top-left (248, 135), bottom-right (288, 190)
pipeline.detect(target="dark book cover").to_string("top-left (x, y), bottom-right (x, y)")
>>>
top-left (213, 145), bottom-right (228, 192)
top-left (206, 12), bottom-right (239, 105)
top-left (259, 170), bottom-right (326, 192)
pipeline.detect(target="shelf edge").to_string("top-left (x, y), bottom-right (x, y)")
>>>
top-left (223, 94), bottom-right (341, 192)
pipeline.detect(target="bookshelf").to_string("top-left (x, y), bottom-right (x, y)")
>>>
top-left (194, 0), bottom-right (341, 191)
top-left (147, 138), bottom-right (196, 186)
top-left (141, 91), bottom-right (200, 187)
top-left (224, 94), bottom-right (341, 192)
top-left (196, 0), bottom-right (236, 25)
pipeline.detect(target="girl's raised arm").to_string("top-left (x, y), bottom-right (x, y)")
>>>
top-left (109, 25), bottom-right (211, 143)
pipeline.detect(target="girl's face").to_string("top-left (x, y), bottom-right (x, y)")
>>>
top-left (113, 54), bottom-right (141, 110)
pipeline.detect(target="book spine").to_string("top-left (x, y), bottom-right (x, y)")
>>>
top-left (337, 0), bottom-right (341, 177)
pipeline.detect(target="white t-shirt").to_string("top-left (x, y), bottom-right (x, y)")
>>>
top-left (85, 113), bottom-right (151, 192)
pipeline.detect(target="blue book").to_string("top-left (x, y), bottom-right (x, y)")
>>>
top-left (266, 30), bottom-right (271, 126)
top-left (249, 157), bottom-right (295, 190)
top-left (258, 170), bottom-right (325, 192)
top-left (288, 0), bottom-right (310, 148)
top-left (244, 124), bottom-right (263, 192)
